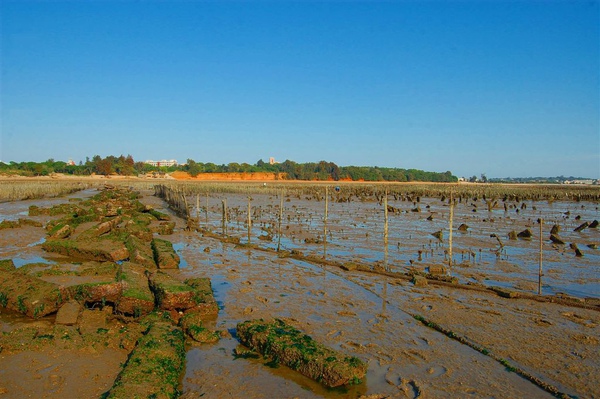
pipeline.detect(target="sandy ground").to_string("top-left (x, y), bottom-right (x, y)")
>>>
top-left (0, 188), bottom-right (598, 398)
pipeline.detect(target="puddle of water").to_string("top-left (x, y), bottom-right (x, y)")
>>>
top-left (27, 237), bottom-right (46, 247)
top-left (12, 256), bottom-right (53, 268)
top-left (173, 243), bottom-right (189, 268)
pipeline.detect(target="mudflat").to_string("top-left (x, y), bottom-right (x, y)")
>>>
top-left (0, 180), bottom-right (598, 398)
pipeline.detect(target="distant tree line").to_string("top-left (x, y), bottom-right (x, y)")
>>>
top-left (184, 159), bottom-right (456, 182)
top-left (0, 155), bottom-right (141, 177)
top-left (0, 155), bottom-right (457, 182)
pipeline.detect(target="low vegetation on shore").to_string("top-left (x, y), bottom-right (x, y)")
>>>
top-left (1, 155), bottom-right (457, 182)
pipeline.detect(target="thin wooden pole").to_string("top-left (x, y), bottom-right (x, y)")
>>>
top-left (384, 188), bottom-right (389, 271)
top-left (448, 190), bottom-right (454, 268)
top-left (277, 189), bottom-right (284, 252)
top-left (221, 199), bottom-right (227, 236)
top-left (196, 194), bottom-right (200, 230)
top-left (205, 192), bottom-right (209, 228)
top-left (539, 218), bottom-right (543, 295)
top-left (324, 186), bottom-right (328, 259)
top-left (247, 196), bottom-right (252, 244)
top-left (182, 192), bottom-right (190, 219)
top-left (383, 188), bottom-right (389, 243)
top-left (325, 186), bottom-right (329, 223)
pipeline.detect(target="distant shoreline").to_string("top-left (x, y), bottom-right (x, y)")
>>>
top-left (1, 172), bottom-right (597, 187)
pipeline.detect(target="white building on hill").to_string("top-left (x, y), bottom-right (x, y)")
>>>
top-left (145, 159), bottom-right (178, 167)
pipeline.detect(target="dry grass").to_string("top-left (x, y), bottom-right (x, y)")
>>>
top-left (0, 181), bottom-right (93, 202)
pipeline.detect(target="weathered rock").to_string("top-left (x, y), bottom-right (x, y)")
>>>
top-left (517, 229), bottom-right (532, 239)
top-left (67, 281), bottom-right (123, 304)
top-left (489, 286), bottom-right (520, 298)
top-left (55, 300), bottom-right (81, 325)
top-left (148, 209), bottom-right (171, 221)
top-left (237, 319), bottom-right (367, 388)
top-left (42, 238), bottom-right (129, 262)
top-left (0, 269), bottom-right (65, 318)
top-left (50, 224), bottom-right (73, 239)
top-left (151, 238), bottom-right (180, 269)
top-left (95, 216), bottom-right (122, 236)
top-left (151, 221), bottom-right (176, 235)
top-left (0, 259), bottom-right (16, 272)
top-left (550, 234), bottom-right (565, 245)
top-left (184, 278), bottom-right (219, 319)
top-left (125, 235), bottom-right (156, 269)
top-left (180, 312), bottom-right (220, 343)
top-left (341, 262), bottom-right (359, 271)
top-left (574, 222), bottom-right (589, 232)
top-left (550, 224), bottom-right (560, 235)
top-left (0, 218), bottom-right (42, 229)
top-left (411, 275), bottom-right (428, 287)
top-left (428, 264), bottom-right (447, 275)
top-left (457, 224), bottom-right (469, 232)
top-left (508, 231), bottom-right (518, 240)
top-left (115, 263), bottom-right (154, 317)
top-left (570, 243), bottom-right (584, 257)
top-left (106, 319), bottom-right (185, 399)
top-left (78, 307), bottom-right (110, 334)
top-left (431, 230), bottom-right (443, 241)
top-left (149, 271), bottom-right (197, 311)
top-left (590, 220), bottom-right (599, 229)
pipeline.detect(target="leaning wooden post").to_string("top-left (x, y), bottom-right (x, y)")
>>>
top-left (182, 192), bottom-right (190, 219)
top-left (247, 196), bottom-right (252, 244)
top-left (538, 218), bottom-right (543, 295)
top-left (448, 190), bottom-right (454, 268)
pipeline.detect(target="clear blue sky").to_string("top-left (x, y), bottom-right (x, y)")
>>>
top-left (1, 1), bottom-right (598, 178)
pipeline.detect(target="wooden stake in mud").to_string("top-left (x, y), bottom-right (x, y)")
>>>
top-left (182, 191), bottom-right (190, 219)
top-left (539, 218), bottom-right (543, 295)
top-left (196, 194), bottom-right (200, 229)
top-left (247, 196), bottom-right (252, 244)
top-left (205, 192), bottom-right (209, 228)
top-left (324, 186), bottom-right (328, 260)
top-left (384, 188), bottom-right (389, 271)
top-left (383, 188), bottom-right (389, 242)
top-left (325, 186), bottom-right (329, 223)
top-left (221, 199), bottom-right (228, 236)
top-left (277, 189), bottom-right (284, 252)
top-left (448, 190), bottom-right (454, 268)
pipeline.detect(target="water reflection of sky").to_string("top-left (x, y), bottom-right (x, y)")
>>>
top-left (2, 190), bottom-right (597, 299)
top-left (197, 194), bottom-right (599, 299)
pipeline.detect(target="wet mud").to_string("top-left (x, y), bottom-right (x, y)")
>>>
top-left (1, 185), bottom-right (599, 398)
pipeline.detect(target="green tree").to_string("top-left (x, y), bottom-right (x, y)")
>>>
top-left (186, 159), bottom-right (202, 177)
